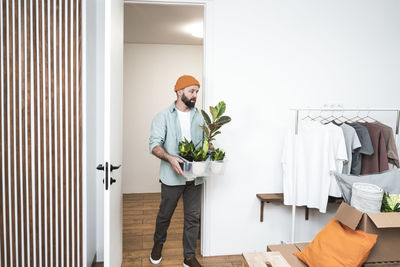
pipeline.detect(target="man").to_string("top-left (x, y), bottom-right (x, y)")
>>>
top-left (149, 75), bottom-right (205, 267)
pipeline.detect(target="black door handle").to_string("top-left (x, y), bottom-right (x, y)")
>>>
top-left (96, 162), bottom-right (109, 190)
top-left (96, 163), bottom-right (118, 189)
top-left (110, 164), bottom-right (121, 172)
top-left (96, 164), bottom-right (105, 171)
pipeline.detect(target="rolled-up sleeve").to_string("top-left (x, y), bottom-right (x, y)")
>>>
top-left (149, 113), bottom-right (166, 154)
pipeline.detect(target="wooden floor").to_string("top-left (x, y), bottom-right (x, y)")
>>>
top-left (122, 193), bottom-right (243, 267)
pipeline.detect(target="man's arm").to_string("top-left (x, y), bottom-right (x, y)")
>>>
top-left (152, 145), bottom-right (184, 176)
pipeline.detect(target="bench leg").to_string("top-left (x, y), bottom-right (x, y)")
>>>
top-left (260, 201), bottom-right (264, 222)
top-left (305, 207), bottom-right (309, 220)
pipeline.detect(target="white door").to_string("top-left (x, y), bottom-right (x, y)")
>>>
top-left (103, 0), bottom-right (124, 266)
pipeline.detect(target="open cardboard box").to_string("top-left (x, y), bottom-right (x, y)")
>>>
top-left (335, 202), bottom-right (400, 263)
top-left (267, 202), bottom-right (400, 266)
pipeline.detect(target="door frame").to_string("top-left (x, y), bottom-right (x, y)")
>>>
top-left (123, 0), bottom-right (214, 257)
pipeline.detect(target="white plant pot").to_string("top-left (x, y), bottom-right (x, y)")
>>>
top-left (192, 161), bottom-right (207, 176)
top-left (210, 161), bottom-right (224, 175)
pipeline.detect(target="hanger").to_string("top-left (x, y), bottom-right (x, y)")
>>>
top-left (321, 110), bottom-right (337, 124)
top-left (302, 110), bottom-right (313, 121)
top-left (336, 109), bottom-right (350, 123)
top-left (311, 110), bottom-right (328, 122)
top-left (348, 111), bottom-right (363, 123)
top-left (359, 111), bottom-right (377, 123)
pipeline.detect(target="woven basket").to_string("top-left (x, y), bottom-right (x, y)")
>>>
top-left (351, 182), bottom-right (383, 213)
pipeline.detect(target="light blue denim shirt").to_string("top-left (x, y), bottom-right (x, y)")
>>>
top-left (149, 102), bottom-right (205, 186)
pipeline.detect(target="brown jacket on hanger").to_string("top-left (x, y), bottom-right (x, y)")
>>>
top-left (373, 121), bottom-right (400, 168)
top-left (359, 122), bottom-right (389, 174)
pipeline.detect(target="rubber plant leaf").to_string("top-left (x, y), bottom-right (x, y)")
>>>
top-left (208, 123), bottom-right (216, 132)
top-left (211, 131), bottom-right (221, 138)
top-left (215, 116), bottom-right (231, 126)
top-left (211, 124), bottom-right (222, 135)
top-left (201, 110), bottom-right (211, 125)
top-left (200, 125), bottom-right (210, 137)
top-left (210, 106), bottom-right (218, 122)
top-left (216, 101), bottom-right (226, 119)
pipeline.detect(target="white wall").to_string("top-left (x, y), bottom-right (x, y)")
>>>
top-left (202, 0), bottom-right (400, 256)
top-left (122, 43), bottom-right (203, 193)
top-left (84, 0), bottom-right (98, 265)
top-left (95, 0), bottom-right (105, 261)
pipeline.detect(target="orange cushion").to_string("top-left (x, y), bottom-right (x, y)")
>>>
top-left (294, 218), bottom-right (377, 267)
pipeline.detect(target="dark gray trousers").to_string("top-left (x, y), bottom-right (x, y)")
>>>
top-left (153, 181), bottom-right (202, 258)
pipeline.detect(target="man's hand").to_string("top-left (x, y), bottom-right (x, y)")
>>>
top-left (167, 155), bottom-right (184, 176)
top-left (152, 145), bottom-right (184, 176)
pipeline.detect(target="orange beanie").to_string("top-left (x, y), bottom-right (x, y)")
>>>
top-left (174, 75), bottom-right (200, 92)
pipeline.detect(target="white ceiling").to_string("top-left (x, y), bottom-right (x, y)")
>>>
top-left (124, 3), bottom-right (204, 45)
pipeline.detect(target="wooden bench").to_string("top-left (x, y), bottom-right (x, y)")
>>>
top-left (256, 194), bottom-right (310, 222)
top-left (257, 194), bottom-right (343, 222)
top-left (257, 194), bottom-right (284, 222)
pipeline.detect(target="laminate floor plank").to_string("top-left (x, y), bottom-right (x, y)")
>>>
top-left (122, 193), bottom-right (243, 267)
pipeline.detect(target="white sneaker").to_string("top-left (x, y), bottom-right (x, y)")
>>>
top-left (150, 254), bottom-right (162, 264)
top-left (150, 243), bottom-right (163, 264)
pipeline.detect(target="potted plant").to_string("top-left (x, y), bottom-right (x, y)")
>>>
top-left (200, 101), bottom-right (231, 174)
top-left (177, 101), bottom-right (231, 178)
top-left (178, 138), bottom-right (209, 177)
top-left (191, 139), bottom-right (209, 176)
top-left (210, 148), bottom-right (225, 174)
top-left (200, 101), bottom-right (231, 151)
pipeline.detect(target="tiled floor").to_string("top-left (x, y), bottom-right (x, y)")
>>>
top-left (122, 193), bottom-right (243, 267)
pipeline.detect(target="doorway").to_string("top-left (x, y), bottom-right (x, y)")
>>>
top-left (122, 1), bottom-right (205, 263)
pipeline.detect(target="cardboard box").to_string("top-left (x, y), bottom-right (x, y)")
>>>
top-left (242, 252), bottom-right (291, 267)
top-left (335, 202), bottom-right (400, 263)
top-left (266, 244), bottom-right (307, 267)
top-left (267, 242), bottom-right (400, 267)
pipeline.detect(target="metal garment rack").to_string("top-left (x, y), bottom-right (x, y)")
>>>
top-left (289, 108), bottom-right (400, 243)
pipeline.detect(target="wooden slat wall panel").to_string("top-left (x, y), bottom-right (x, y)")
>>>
top-left (0, 0), bottom-right (5, 264)
top-left (75, 0), bottom-right (83, 262)
top-left (0, 1), bottom-right (8, 266)
top-left (0, 0), bottom-right (82, 266)
top-left (9, 1), bottom-right (17, 266)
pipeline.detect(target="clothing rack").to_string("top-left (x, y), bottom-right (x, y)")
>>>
top-left (288, 107), bottom-right (400, 243)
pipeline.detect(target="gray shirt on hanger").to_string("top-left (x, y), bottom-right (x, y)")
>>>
top-left (346, 123), bottom-right (374, 175)
top-left (340, 124), bottom-right (362, 174)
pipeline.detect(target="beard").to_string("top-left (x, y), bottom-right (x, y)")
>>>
top-left (182, 93), bottom-right (196, 108)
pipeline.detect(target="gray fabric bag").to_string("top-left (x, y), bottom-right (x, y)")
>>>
top-left (333, 169), bottom-right (400, 204)
top-left (350, 183), bottom-right (383, 213)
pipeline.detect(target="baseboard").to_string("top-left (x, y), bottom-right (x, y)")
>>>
top-left (91, 254), bottom-right (97, 267)
top-left (91, 254), bottom-right (104, 267)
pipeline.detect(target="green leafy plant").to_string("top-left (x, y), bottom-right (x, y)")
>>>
top-left (178, 138), bottom-right (197, 162)
top-left (192, 139), bottom-right (209, 162)
top-left (211, 148), bottom-right (225, 161)
top-left (178, 138), bottom-right (209, 162)
top-left (200, 101), bottom-right (231, 150)
top-left (381, 192), bottom-right (400, 212)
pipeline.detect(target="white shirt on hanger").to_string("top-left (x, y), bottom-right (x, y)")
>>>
top-left (281, 121), bottom-right (347, 213)
top-left (325, 123), bottom-right (348, 197)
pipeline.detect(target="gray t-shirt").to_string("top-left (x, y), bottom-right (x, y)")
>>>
top-left (340, 124), bottom-right (362, 174)
top-left (346, 123), bottom-right (374, 175)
